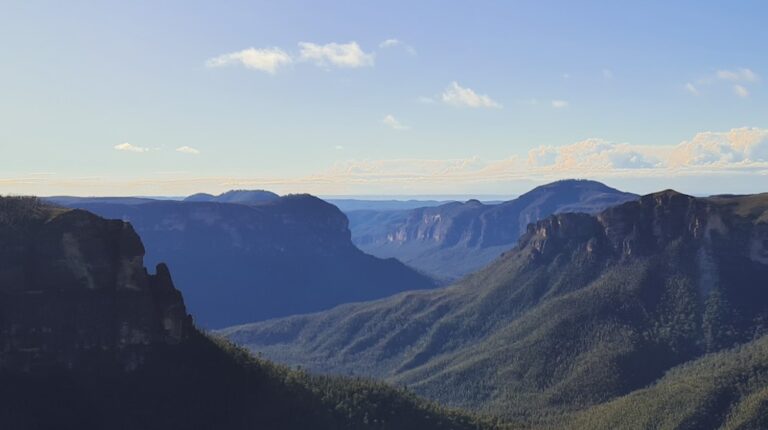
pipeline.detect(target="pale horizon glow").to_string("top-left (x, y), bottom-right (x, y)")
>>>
top-left (4, 127), bottom-right (767, 198)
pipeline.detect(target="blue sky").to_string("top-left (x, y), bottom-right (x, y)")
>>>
top-left (1, 0), bottom-right (767, 197)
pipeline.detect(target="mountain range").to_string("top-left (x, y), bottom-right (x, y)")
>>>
top-left (50, 194), bottom-right (436, 328)
top-left (0, 196), bottom-right (499, 430)
top-left (221, 190), bottom-right (768, 428)
top-left (348, 179), bottom-right (638, 281)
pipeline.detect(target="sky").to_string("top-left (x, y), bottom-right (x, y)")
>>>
top-left (1, 0), bottom-right (767, 197)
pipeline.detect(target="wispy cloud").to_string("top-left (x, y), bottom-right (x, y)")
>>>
top-left (14, 128), bottom-right (768, 196)
top-left (379, 39), bottom-right (400, 48)
top-left (207, 41), bottom-right (374, 73)
top-left (298, 41), bottom-right (374, 68)
top-left (688, 68), bottom-right (760, 98)
top-left (206, 47), bottom-right (292, 74)
top-left (176, 146), bottom-right (201, 155)
top-left (381, 114), bottom-right (409, 130)
top-left (441, 81), bottom-right (502, 109)
top-left (114, 142), bottom-right (149, 153)
top-left (733, 84), bottom-right (750, 98)
top-left (717, 68), bottom-right (759, 82)
top-left (602, 69), bottom-right (614, 79)
top-left (317, 127), bottom-right (768, 189)
top-left (551, 100), bottom-right (569, 109)
top-left (379, 38), bottom-right (417, 55)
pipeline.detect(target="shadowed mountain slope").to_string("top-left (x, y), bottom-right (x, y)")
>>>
top-left (222, 190), bottom-right (768, 426)
top-left (0, 196), bottom-right (501, 430)
top-left (349, 180), bottom-right (637, 281)
top-left (55, 194), bottom-right (436, 328)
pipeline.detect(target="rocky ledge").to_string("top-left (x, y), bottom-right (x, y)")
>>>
top-left (0, 197), bottom-right (192, 371)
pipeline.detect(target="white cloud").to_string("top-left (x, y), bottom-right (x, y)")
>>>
top-left (206, 47), bottom-right (292, 74)
top-left (381, 114), bottom-right (409, 130)
top-left (685, 82), bottom-right (699, 96)
top-left (323, 127), bottom-right (768, 186)
top-left (114, 142), bottom-right (149, 153)
top-left (602, 69), bottom-right (614, 79)
top-left (441, 81), bottom-right (502, 109)
top-left (551, 100), bottom-right (569, 109)
top-left (379, 39), bottom-right (401, 48)
top-left (335, 145), bottom-right (344, 150)
top-left (379, 38), bottom-right (417, 55)
top-left (298, 41), bottom-right (374, 68)
top-left (176, 146), bottom-right (200, 155)
top-left (734, 84), bottom-right (750, 98)
top-left (527, 139), bottom-right (660, 170)
top-left (717, 68), bottom-right (759, 82)
top-left (668, 127), bottom-right (768, 167)
top-left (9, 128), bottom-right (768, 196)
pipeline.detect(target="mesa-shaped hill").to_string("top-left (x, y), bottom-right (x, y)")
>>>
top-left (0, 196), bottom-right (498, 430)
top-left (183, 189), bottom-right (280, 204)
top-left (349, 179), bottom-right (637, 281)
top-left (54, 194), bottom-right (436, 328)
top-left (222, 190), bottom-right (768, 426)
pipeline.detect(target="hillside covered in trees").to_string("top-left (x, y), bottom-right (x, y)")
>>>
top-left (222, 190), bottom-right (768, 427)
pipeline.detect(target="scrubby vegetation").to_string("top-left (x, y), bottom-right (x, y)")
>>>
top-left (0, 196), bottom-right (65, 225)
top-left (0, 331), bottom-right (508, 430)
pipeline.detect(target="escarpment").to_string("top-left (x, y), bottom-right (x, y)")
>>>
top-left (0, 197), bottom-right (192, 371)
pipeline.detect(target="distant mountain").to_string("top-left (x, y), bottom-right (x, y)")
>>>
top-left (57, 194), bottom-right (436, 328)
top-left (349, 179), bottom-right (638, 281)
top-left (184, 189), bottom-right (280, 204)
top-left (46, 196), bottom-right (158, 206)
top-left (222, 190), bottom-right (768, 427)
top-left (327, 199), bottom-right (457, 212)
top-left (0, 196), bottom-right (498, 430)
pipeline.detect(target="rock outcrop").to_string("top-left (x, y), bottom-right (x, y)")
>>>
top-left (53, 194), bottom-right (437, 328)
top-left (350, 179), bottom-right (638, 280)
top-left (0, 197), bottom-right (192, 371)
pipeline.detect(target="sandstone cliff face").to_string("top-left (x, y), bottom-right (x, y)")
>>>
top-left (519, 190), bottom-right (768, 265)
top-left (0, 197), bottom-right (192, 371)
top-left (59, 194), bottom-right (436, 328)
top-left (351, 180), bottom-right (638, 281)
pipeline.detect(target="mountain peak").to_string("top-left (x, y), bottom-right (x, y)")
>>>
top-left (645, 188), bottom-right (692, 199)
top-left (184, 189), bottom-right (280, 204)
top-left (525, 178), bottom-right (627, 195)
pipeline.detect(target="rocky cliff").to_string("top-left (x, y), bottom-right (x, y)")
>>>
top-left (0, 197), bottom-right (192, 372)
top-left (350, 179), bottom-right (638, 280)
top-left (56, 194), bottom-right (437, 328)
